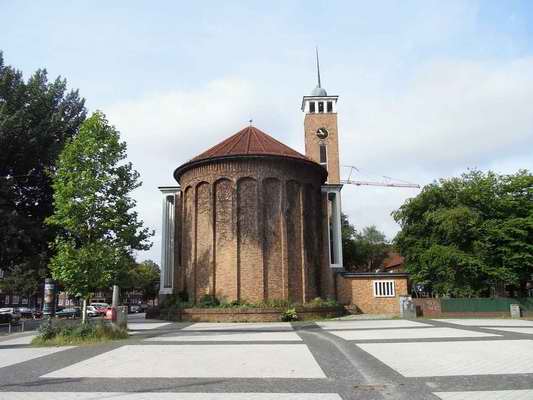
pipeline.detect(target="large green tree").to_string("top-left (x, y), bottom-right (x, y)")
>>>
top-left (0, 52), bottom-right (86, 299)
top-left (120, 260), bottom-right (160, 302)
top-left (342, 214), bottom-right (390, 272)
top-left (393, 169), bottom-right (533, 297)
top-left (47, 111), bottom-right (153, 321)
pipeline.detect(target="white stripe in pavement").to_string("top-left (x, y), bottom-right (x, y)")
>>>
top-left (432, 319), bottom-right (533, 327)
top-left (328, 327), bottom-right (499, 340)
top-left (146, 330), bottom-right (302, 342)
top-left (128, 322), bottom-right (171, 330)
top-left (182, 322), bottom-right (293, 331)
top-left (0, 334), bottom-right (36, 345)
top-left (0, 347), bottom-right (75, 369)
top-left (0, 393), bottom-right (343, 400)
top-left (358, 340), bottom-right (533, 377)
top-left (434, 390), bottom-right (533, 400)
top-left (42, 344), bottom-right (326, 378)
top-left (316, 319), bottom-right (429, 330)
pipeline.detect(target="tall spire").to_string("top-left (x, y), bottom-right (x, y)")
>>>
top-left (316, 46), bottom-right (322, 88)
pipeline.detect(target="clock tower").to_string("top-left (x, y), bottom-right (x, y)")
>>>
top-left (301, 51), bottom-right (340, 184)
top-left (302, 50), bottom-right (343, 274)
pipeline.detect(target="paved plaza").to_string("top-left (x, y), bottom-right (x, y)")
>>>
top-left (1, 315), bottom-right (533, 399)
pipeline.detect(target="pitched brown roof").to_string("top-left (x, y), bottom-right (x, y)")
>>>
top-left (383, 253), bottom-right (405, 269)
top-left (191, 126), bottom-right (310, 163)
top-left (174, 125), bottom-right (326, 182)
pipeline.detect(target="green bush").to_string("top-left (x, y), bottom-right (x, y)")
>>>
top-left (306, 297), bottom-right (340, 308)
top-left (197, 294), bottom-right (220, 308)
top-left (281, 308), bottom-right (298, 322)
top-left (33, 320), bottom-right (128, 346)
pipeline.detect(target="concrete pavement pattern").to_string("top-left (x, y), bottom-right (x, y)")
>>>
top-left (358, 339), bottom-right (533, 377)
top-left (316, 319), bottom-right (430, 330)
top-left (327, 327), bottom-right (499, 340)
top-left (433, 318), bottom-right (533, 327)
top-left (483, 327), bottom-right (533, 335)
top-left (181, 322), bottom-right (294, 331)
top-left (0, 346), bottom-right (74, 369)
top-left (434, 390), bottom-right (533, 400)
top-left (42, 344), bottom-right (326, 378)
top-left (0, 393), bottom-right (343, 400)
top-left (145, 330), bottom-right (302, 342)
top-left (1, 315), bottom-right (532, 399)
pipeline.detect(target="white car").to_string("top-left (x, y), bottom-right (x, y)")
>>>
top-left (85, 306), bottom-right (99, 317)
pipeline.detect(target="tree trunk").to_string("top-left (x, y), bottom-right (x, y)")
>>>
top-left (82, 298), bottom-right (88, 324)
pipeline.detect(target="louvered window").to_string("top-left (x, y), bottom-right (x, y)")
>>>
top-left (373, 280), bottom-right (395, 297)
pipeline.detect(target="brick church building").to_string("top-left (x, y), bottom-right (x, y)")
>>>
top-left (158, 63), bottom-right (408, 313)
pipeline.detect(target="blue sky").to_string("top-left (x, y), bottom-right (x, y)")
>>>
top-left (3, 1), bottom-right (533, 263)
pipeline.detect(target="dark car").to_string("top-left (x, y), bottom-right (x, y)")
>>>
top-left (0, 308), bottom-right (21, 324)
top-left (0, 313), bottom-right (13, 324)
top-left (16, 307), bottom-right (33, 319)
top-left (55, 307), bottom-right (81, 319)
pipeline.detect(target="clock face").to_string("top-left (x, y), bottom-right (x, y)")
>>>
top-left (316, 127), bottom-right (329, 139)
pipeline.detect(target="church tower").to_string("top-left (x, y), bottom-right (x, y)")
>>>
top-left (301, 50), bottom-right (340, 184)
top-left (302, 49), bottom-right (343, 276)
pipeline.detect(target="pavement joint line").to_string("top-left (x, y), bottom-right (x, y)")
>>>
top-left (293, 322), bottom-right (442, 399)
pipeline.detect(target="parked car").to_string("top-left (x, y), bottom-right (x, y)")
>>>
top-left (0, 313), bottom-right (13, 324)
top-left (85, 306), bottom-right (99, 317)
top-left (0, 308), bottom-right (21, 323)
top-left (90, 303), bottom-right (109, 316)
top-left (55, 307), bottom-right (81, 319)
top-left (16, 307), bottom-right (33, 319)
top-left (128, 304), bottom-right (142, 313)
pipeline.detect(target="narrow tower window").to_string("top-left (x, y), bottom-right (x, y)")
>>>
top-left (319, 144), bottom-right (327, 166)
top-left (309, 102), bottom-right (316, 113)
top-left (318, 101), bottom-right (324, 113)
top-left (327, 101), bottom-right (333, 112)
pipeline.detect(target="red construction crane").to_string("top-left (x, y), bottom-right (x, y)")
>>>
top-left (340, 165), bottom-right (421, 189)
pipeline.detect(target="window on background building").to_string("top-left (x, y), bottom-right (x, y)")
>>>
top-left (309, 102), bottom-right (315, 113)
top-left (12, 295), bottom-right (19, 305)
top-left (373, 280), bottom-right (395, 297)
top-left (4, 295), bottom-right (8, 305)
top-left (0, 269), bottom-right (4, 278)
top-left (319, 144), bottom-right (327, 166)
top-left (327, 101), bottom-right (333, 112)
top-left (318, 101), bottom-right (324, 113)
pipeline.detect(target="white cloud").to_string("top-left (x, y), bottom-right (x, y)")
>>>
top-left (342, 57), bottom-right (533, 171)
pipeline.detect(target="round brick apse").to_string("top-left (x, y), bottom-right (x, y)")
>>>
top-left (173, 127), bottom-right (328, 304)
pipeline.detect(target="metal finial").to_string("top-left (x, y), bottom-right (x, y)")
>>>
top-left (316, 47), bottom-right (322, 88)
top-left (249, 119), bottom-right (253, 126)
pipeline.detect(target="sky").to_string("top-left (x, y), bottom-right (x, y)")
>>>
top-left (3, 1), bottom-right (533, 264)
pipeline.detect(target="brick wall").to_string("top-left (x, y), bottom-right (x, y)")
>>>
top-left (412, 298), bottom-right (441, 317)
top-left (177, 156), bottom-right (328, 304)
top-left (155, 306), bottom-right (344, 322)
top-left (304, 113), bottom-right (340, 184)
top-left (336, 274), bottom-right (408, 315)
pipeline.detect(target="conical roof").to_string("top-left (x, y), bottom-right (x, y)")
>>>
top-left (174, 126), bottom-right (324, 181)
top-left (191, 126), bottom-right (309, 162)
